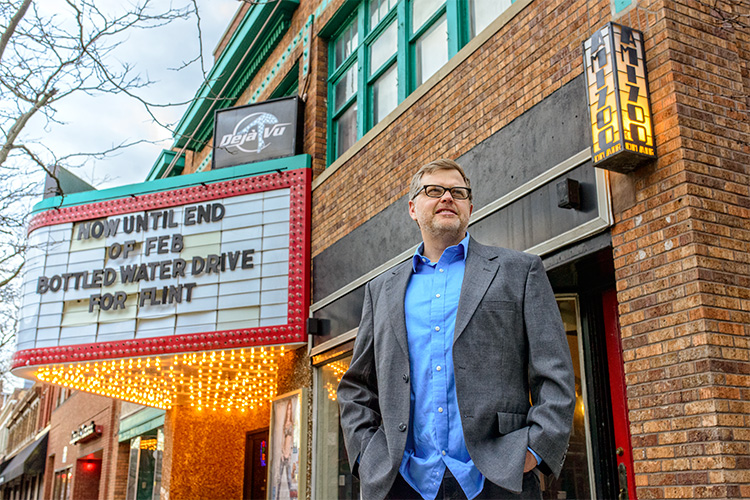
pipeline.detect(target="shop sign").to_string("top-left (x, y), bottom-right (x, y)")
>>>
top-left (71, 421), bottom-right (102, 445)
top-left (583, 23), bottom-right (656, 173)
top-left (213, 97), bottom-right (301, 170)
top-left (12, 167), bottom-right (311, 373)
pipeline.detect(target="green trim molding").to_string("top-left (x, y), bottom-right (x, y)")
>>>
top-left (172, 0), bottom-right (299, 152)
top-left (118, 408), bottom-right (165, 442)
top-left (146, 149), bottom-right (186, 182)
top-left (33, 154), bottom-right (311, 214)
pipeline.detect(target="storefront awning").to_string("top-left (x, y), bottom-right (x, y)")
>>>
top-left (119, 408), bottom-right (165, 442)
top-left (0, 433), bottom-right (48, 484)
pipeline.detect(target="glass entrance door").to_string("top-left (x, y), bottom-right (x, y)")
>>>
top-left (546, 295), bottom-right (595, 499)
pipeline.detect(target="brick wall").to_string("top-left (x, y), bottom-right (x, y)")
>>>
top-left (611, 0), bottom-right (750, 498)
top-left (309, 0), bottom-right (611, 257)
top-left (302, 0), bottom-right (749, 497)
top-left (111, 441), bottom-right (130, 500)
top-left (44, 392), bottom-right (119, 500)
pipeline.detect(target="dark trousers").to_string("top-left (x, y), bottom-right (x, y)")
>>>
top-left (387, 468), bottom-right (542, 500)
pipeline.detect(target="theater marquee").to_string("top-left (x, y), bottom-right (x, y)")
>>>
top-left (12, 158), bottom-right (311, 411)
top-left (583, 23), bottom-right (656, 173)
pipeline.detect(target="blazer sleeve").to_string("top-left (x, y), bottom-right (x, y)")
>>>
top-left (337, 281), bottom-right (381, 477)
top-left (524, 255), bottom-right (576, 477)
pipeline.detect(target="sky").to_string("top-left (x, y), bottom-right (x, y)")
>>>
top-left (2, 0), bottom-right (242, 391)
top-left (25, 0), bottom-right (242, 190)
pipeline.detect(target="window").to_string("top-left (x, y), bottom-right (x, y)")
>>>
top-left (468, 0), bottom-right (513, 38)
top-left (313, 356), bottom-right (358, 500)
top-left (52, 468), bottom-right (72, 500)
top-left (327, 0), bottom-right (516, 163)
top-left (126, 429), bottom-right (164, 500)
top-left (56, 387), bottom-right (72, 408)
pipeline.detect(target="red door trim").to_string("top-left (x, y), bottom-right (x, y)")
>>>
top-left (602, 288), bottom-right (637, 499)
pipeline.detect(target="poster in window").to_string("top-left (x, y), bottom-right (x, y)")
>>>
top-left (267, 389), bottom-right (307, 500)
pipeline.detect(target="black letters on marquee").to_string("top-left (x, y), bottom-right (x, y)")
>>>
top-left (38, 202), bottom-right (260, 313)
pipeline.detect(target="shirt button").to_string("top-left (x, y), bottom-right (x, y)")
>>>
top-left (435, 293), bottom-right (441, 298)
top-left (442, 450), bottom-right (446, 456)
top-left (434, 326), bottom-right (440, 332)
top-left (438, 407), bottom-right (443, 413)
top-left (439, 268), bottom-right (444, 273)
top-left (436, 366), bottom-right (442, 371)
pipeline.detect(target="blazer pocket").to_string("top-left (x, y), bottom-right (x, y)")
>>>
top-left (480, 300), bottom-right (518, 311)
top-left (497, 411), bottom-right (527, 435)
top-left (359, 427), bottom-right (385, 465)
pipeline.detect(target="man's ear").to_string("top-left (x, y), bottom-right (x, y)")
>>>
top-left (408, 199), bottom-right (418, 222)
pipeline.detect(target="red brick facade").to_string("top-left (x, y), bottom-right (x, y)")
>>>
top-left (44, 392), bottom-right (120, 500)
top-left (14, 0), bottom-right (748, 498)
top-left (611, 1), bottom-right (750, 498)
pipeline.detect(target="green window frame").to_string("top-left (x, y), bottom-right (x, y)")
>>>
top-left (326, 0), bottom-right (516, 164)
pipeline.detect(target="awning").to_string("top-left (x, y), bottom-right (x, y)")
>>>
top-left (0, 433), bottom-right (48, 484)
top-left (118, 408), bottom-right (165, 443)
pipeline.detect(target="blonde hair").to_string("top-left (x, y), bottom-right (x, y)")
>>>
top-left (408, 159), bottom-right (472, 201)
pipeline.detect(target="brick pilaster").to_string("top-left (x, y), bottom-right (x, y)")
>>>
top-left (613, 0), bottom-right (750, 498)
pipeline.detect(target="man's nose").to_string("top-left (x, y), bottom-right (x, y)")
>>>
top-left (439, 190), bottom-right (454, 201)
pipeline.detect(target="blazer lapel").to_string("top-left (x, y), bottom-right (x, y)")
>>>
top-left (454, 240), bottom-right (500, 344)
top-left (385, 261), bottom-right (412, 357)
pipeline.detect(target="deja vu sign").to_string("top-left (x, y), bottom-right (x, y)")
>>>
top-left (213, 96), bottom-right (302, 170)
top-left (583, 23), bottom-right (656, 173)
top-left (12, 166), bottom-right (311, 371)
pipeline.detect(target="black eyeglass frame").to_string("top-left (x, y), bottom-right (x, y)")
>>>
top-left (412, 184), bottom-right (472, 200)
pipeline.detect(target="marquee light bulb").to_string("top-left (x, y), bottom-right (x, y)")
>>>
top-left (32, 346), bottom-right (287, 411)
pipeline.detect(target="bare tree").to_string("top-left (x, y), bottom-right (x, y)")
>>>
top-left (0, 0), bottom-right (205, 384)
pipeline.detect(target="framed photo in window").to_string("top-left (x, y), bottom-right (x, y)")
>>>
top-left (267, 389), bottom-right (308, 500)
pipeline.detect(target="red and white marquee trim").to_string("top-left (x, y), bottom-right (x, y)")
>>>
top-left (12, 168), bottom-right (311, 372)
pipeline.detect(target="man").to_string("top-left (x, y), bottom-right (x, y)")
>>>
top-left (337, 159), bottom-right (575, 500)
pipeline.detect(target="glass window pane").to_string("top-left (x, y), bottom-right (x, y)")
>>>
top-left (126, 437), bottom-right (141, 500)
top-left (369, 0), bottom-right (397, 29)
top-left (315, 357), bottom-right (359, 500)
top-left (369, 21), bottom-right (397, 75)
top-left (372, 64), bottom-right (398, 124)
top-left (411, 0), bottom-right (444, 33)
top-left (334, 62), bottom-right (358, 111)
top-left (334, 20), bottom-right (358, 69)
top-left (552, 296), bottom-right (594, 500)
top-left (153, 429), bottom-right (164, 499)
top-left (415, 14), bottom-right (448, 86)
top-left (335, 103), bottom-right (358, 158)
top-left (470, 0), bottom-right (512, 38)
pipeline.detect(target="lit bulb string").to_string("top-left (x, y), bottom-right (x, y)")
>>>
top-left (35, 346), bottom-right (286, 411)
top-left (324, 359), bottom-right (349, 401)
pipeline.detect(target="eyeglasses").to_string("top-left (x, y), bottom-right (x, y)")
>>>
top-left (413, 185), bottom-right (472, 200)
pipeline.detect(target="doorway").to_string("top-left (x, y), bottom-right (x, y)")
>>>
top-left (244, 429), bottom-right (269, 500)
top-left (548, 247), bottom-right (633, 499)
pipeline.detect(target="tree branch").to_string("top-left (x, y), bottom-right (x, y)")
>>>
top-left (0, 0), bottom-right (31, 66)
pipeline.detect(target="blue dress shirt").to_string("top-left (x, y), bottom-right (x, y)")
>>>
top-left (398, 235), bottom-right (542, 499)
top-left (399, 235), bottom-right (484, 500)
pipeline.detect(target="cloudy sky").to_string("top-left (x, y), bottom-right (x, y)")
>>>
top-left (26, 0), bottom-right (242, 189)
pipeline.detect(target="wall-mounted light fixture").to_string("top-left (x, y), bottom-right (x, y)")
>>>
top-left (557, 178), bottom-right (581, 210)
top-left (583, 23), bottom-right (656, 173)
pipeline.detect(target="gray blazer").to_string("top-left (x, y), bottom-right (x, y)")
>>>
top-left (337, 238), bottom-right (576, 499)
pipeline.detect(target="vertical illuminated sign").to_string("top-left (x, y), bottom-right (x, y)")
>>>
top-left (583, 23), bottom-right (656, 173)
